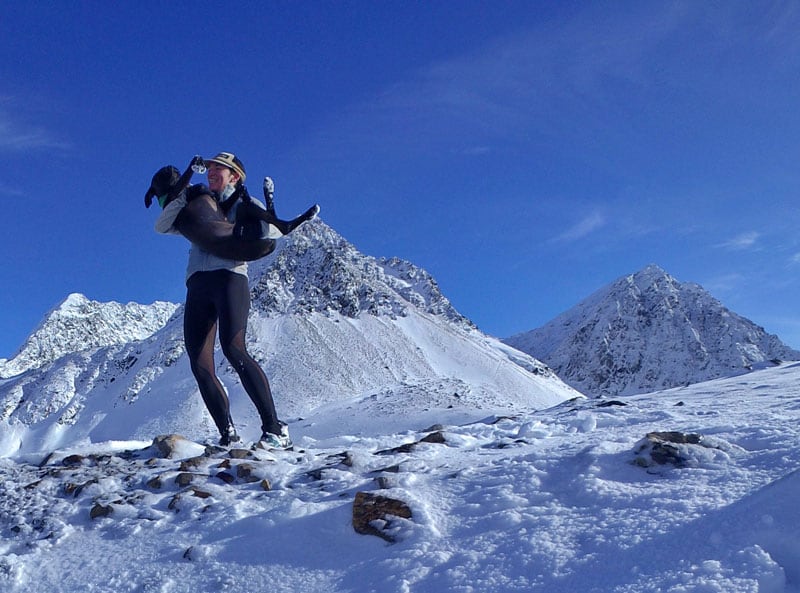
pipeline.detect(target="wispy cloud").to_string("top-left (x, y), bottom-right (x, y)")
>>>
top-left (0, 104), bottom-right (68, 153)
top-left (553, 212), bottom-right (607, 243)
top-left (310, 5), bottom-right (687, 160)
top-left (314, 2), bottom-right (800, 167)
top-left (716, 231), bottom-right (760, 251)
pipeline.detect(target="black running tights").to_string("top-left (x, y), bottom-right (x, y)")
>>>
top-left (184, 269), bottom-right (280, 436)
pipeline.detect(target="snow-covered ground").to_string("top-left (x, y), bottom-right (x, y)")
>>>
top-left (2, 361), bottom-right (799, 593)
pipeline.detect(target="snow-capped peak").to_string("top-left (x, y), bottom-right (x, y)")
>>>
top-left (0, 294), bottom-right (179, 379)
top-left (505, 265), bottom-right (800, 396)
top-left (247, 219), bottom-right (471, 326)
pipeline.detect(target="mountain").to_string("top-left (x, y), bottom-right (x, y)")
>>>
top-left (504, 264), bottom-right (800, 397)
top-left (0, 294), bottom-right (178, 379)
top-left (0, 219), bottom-right (580, 457)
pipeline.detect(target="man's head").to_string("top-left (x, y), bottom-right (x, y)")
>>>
top-left (205, 152), bottom-right (246, 192)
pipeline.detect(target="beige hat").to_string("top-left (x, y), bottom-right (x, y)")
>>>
top-left (204, 152), bottom-right (246, 183)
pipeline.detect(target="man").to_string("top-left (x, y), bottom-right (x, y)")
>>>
top-left (151, 152), bottom-right (291, 448)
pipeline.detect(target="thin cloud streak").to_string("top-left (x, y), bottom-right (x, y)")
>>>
top-left (0, 109), bottom-right (68, 153)
top-left (553, 212), bottom-right (607, 243)
top-left (311, 1), bottom-right (800, 172)
top-left (716, 231), bottom-right (760, 251)
top-left (309, 7), bottom-right (676, 157)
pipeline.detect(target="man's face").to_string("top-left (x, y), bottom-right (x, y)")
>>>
top-left (207, 163), bottom-right (239, 192)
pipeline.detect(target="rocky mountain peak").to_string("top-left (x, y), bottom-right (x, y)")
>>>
top-left (505, 265), bottom-right (800, 397)
top-left (248, 219), bottom-right (472, 327)
top-left (0, 294), bottom-right (178, 378)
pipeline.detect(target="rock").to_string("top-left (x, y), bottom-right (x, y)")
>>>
top-left (420, 431), bottom-right (446, 444)
top-left (422, 424), bottom-right (445, 432)
top-left (374, 476), bottom-right (393, 489)
top-left (215, 471), bottom-right (235, 484)
top-left (90, 504), bottom-right (113, 520)
top-left (236, 463), bottom-right (261, 483)
top-left (153, 434), bottom-right (191, 458)
top-left (326, 451), bottom-right (354, 467)
top-left (634, 431), bottom-right (708, 467)
top-left (377, 431), bottom-right (447, 455)
top-left (377, 442), bottom-right (416, 455)
top-left (204, 444), bottom-right (227, 456)
top-left (372, 464), bottom-right (401, 475)
top-left (179, 456), bottom-right (207, 471)
top-left (228, 448), bottom-right (252, 459)
top-left (168, 494), bottom-right (181, 511)
top-left (64, 479), bottom-right (96, 497)
top-left (62, 454), bottom-right (85, 466)
top-left (352, 491), bottom-right (413, 543)
top-left (145, 476), bottom-right (163, 490)
top-left (175, 472), bottom-right (194, 487)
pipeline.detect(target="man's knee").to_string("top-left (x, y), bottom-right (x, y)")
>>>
top-left (221, 344), bottom-right (247, 369)
top-left (189, 357), bottom-right (216, 380)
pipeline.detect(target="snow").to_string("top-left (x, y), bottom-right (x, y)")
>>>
top-left (1, 362), bottom-right (800, 592)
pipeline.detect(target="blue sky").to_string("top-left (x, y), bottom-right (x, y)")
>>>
top-left (2, 1), bottom-right (800, 359)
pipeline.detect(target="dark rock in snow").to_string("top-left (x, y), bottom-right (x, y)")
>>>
top-left (352, 491), bottom-right (413, 543)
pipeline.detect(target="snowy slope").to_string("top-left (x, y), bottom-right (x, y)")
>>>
top-left (0, 219), bottom-right (578, 457)
top-left (505, 264), bottom-right (800, 397)
top-left (1, 360), bottom-right (799, 592)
